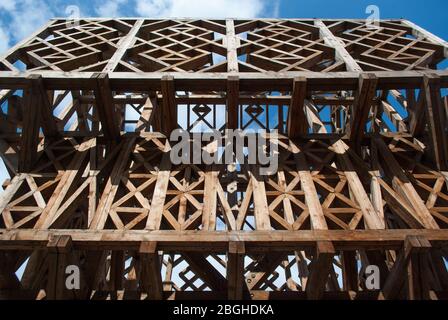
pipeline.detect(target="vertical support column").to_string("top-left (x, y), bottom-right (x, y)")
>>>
top-left (93, 73), bottom-right (121, 142)
top-left (349, 73), bottom-right (378, 150)
top-left (422, 74), bottom-right (448, 170)
top-left (46, 235), bottom-right (73, 300)
top-left (306, 241), bottom-right (335, 300)
top-left (109, 251), bottom-right (124, 292)
top-left (139, 241), bottom-right (163, 300)
top-left (227, 76), bottom-right (239, 130)
top-left (287, 77), bottom-right (308, 138)
top-left (227, 241), bottom-right (245, 300)
top-left (161, 75), bottom-right (177, 135)
top-left (19, 77), bottom-right (44, 172)
top-left (381, 236), bottom-right (431, 300)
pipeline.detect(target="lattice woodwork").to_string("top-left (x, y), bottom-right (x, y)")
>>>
top-left (0, 18), bottom-right (448, 300)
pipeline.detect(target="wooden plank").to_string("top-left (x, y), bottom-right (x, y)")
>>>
top-left (1, 229), bottom-right (448, 251)
top-left (332, 139), bottom-right (385, 230)
top-left (291, 142), bottom-right (328, 230)
top-left (35, 139), bottom-right (94, 229)
top-left (146, 150), bottom-right (172, 230)
top-left (349, 73), bottom-right (378, 148)
top-left (314, 20), bottom-right (363, 72)
top-left (109, 251), bottom-right (124, 291)
top-left (380, 235), bottom-right (431, 299)
top-left (46, 235), bottom-right (74, 300)
top-left (250, 168), bottom-right (271, 230)
top-left (402, 20), bottom-right (448, 57)
top-left (161, 75), bottom-right (177, 134)
top-left (422, 74), bottom-right (448, 170)
top-left (135, 97), bottom-right (156, 132)
top-left (226, 76), bottom-right (239, 129)
top-left (225, 19), bottom-right (239, 73)
top-left (103, 20), bottom-right (144, 72)
top-left (306, 241), bottom-right (335, 299)
top-left (183, 252), bottom-right (227, 291)
top-left (375, 138), bottom-right (439, 229)
top-left (227, 241), bottom-right (245, 300)
top-left (29, 75), bottom-right (59, 138)
top-left (341, 251), bottom-right (358, 291)
top-left (202, 168), bottom-right (218, 231)
top-left (287, 77), bottom-right (308, 137)
top-left (18, 86), bottom-right (40, 172)
top-left (93, 73), bottom-right (121, 141)
top-left (139, 241), bottom-right (162, 300)
top-left (89, 138), bottom-right (135, 230)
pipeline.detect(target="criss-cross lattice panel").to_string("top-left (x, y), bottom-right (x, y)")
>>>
top-left (382, 136), bottom-right (448, 228)
top-left (234, 20), bottom-right (345, 72)
top-left (0, 19), bottom-right (138, 72)
top-left (0, 137), bottom-right (97, 230)
top-left (120, 20), bottom-right (228, 72)
top-left (324, 20), bottom-right (446, 71)
top-left (240, 101), bottom-right (288, 133)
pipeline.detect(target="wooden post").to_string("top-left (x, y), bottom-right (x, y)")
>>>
top-left (227, 241), bottom-right (245, 300)
top-left (46, 235), bottom-right (74, 300)
top-left (139, 241), bottom-right (163, 300)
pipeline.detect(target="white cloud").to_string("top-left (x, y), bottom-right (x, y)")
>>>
top-left (0, 0), bottom-right (16, 11)
top-left (95, 0), bottom-right (129, 17)
top-left (0, 27), bottom-right (11, 54)
top-left (11, 0), bottom-right (53, 40)
top-left (135, 0), bottom-right (273, 19)
top-left (0, 0), bottom-right (54, 46)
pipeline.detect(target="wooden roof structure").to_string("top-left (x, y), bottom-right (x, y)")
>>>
top-left (0, 18), bottom-right (447, 300)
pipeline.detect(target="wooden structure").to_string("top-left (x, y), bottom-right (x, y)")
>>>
top-left (0, 18), bottom-right (448, 300)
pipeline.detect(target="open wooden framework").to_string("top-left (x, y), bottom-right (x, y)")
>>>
top-left (0, 18), bottom-right (448, 300)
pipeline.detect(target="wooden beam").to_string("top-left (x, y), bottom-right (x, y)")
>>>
top-left (89, 138), bottom-right (135, 230)
top-left (422, 74), bottom-right (448, 170)
top-left (287, 77), bottom-right (308, 137)
top-left (161, 75), bottom-right (177, 134)
top-left (227, 241), bottom-right (245, 300)
top-left (314, 20), bottom-right (363, 72)
top-left (375, 138), bottom-right (439, 229)
top-left (28, 75), bottom-right (59, 139)
top-left (380, 235), bottom-right (431, 300)
top-left (291, 141), bottom-right (328, 230)
top-left (250, 167), bottom-right (271, 230)
top-left (227, 76), bottom-right (239, 130)
top-left (402, 20), bottom-right (448, 57)
top-left (93, 73), bottom-right (121, 142)
top-left (46, 235), bottom-right (74, 300)
top-left (183, 252), bottom-right (227, 291)
top-left (202, 168), bottom-right (218, 231)
top-left (135, 96), bottom-right (156, 132)
top-left (332, 139), bottom-right (385, 230)
top-left (103, 20), bottom-right (144, 73)
top-left (349, 73), bottom-right (378, 148)
top-left (139, 241), bottom-right (163, 300)
top-left (109, 251), bottom-right (124, 291)
top-left (1, 229), bottom-right (448, 251)
top-left (225, 19), bottom-right (239, 73)
top-left (306, 241), bottom-right (335, 299)
top-left (18, 86), bottom-right (40, 172)
top-left (146, 151), bottom-right (172, 230)
top-left (341, 251), bottom-right (358, 292)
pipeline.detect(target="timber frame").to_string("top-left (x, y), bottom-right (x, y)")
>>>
top-left (0, 18), bottom-right (448, 300)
